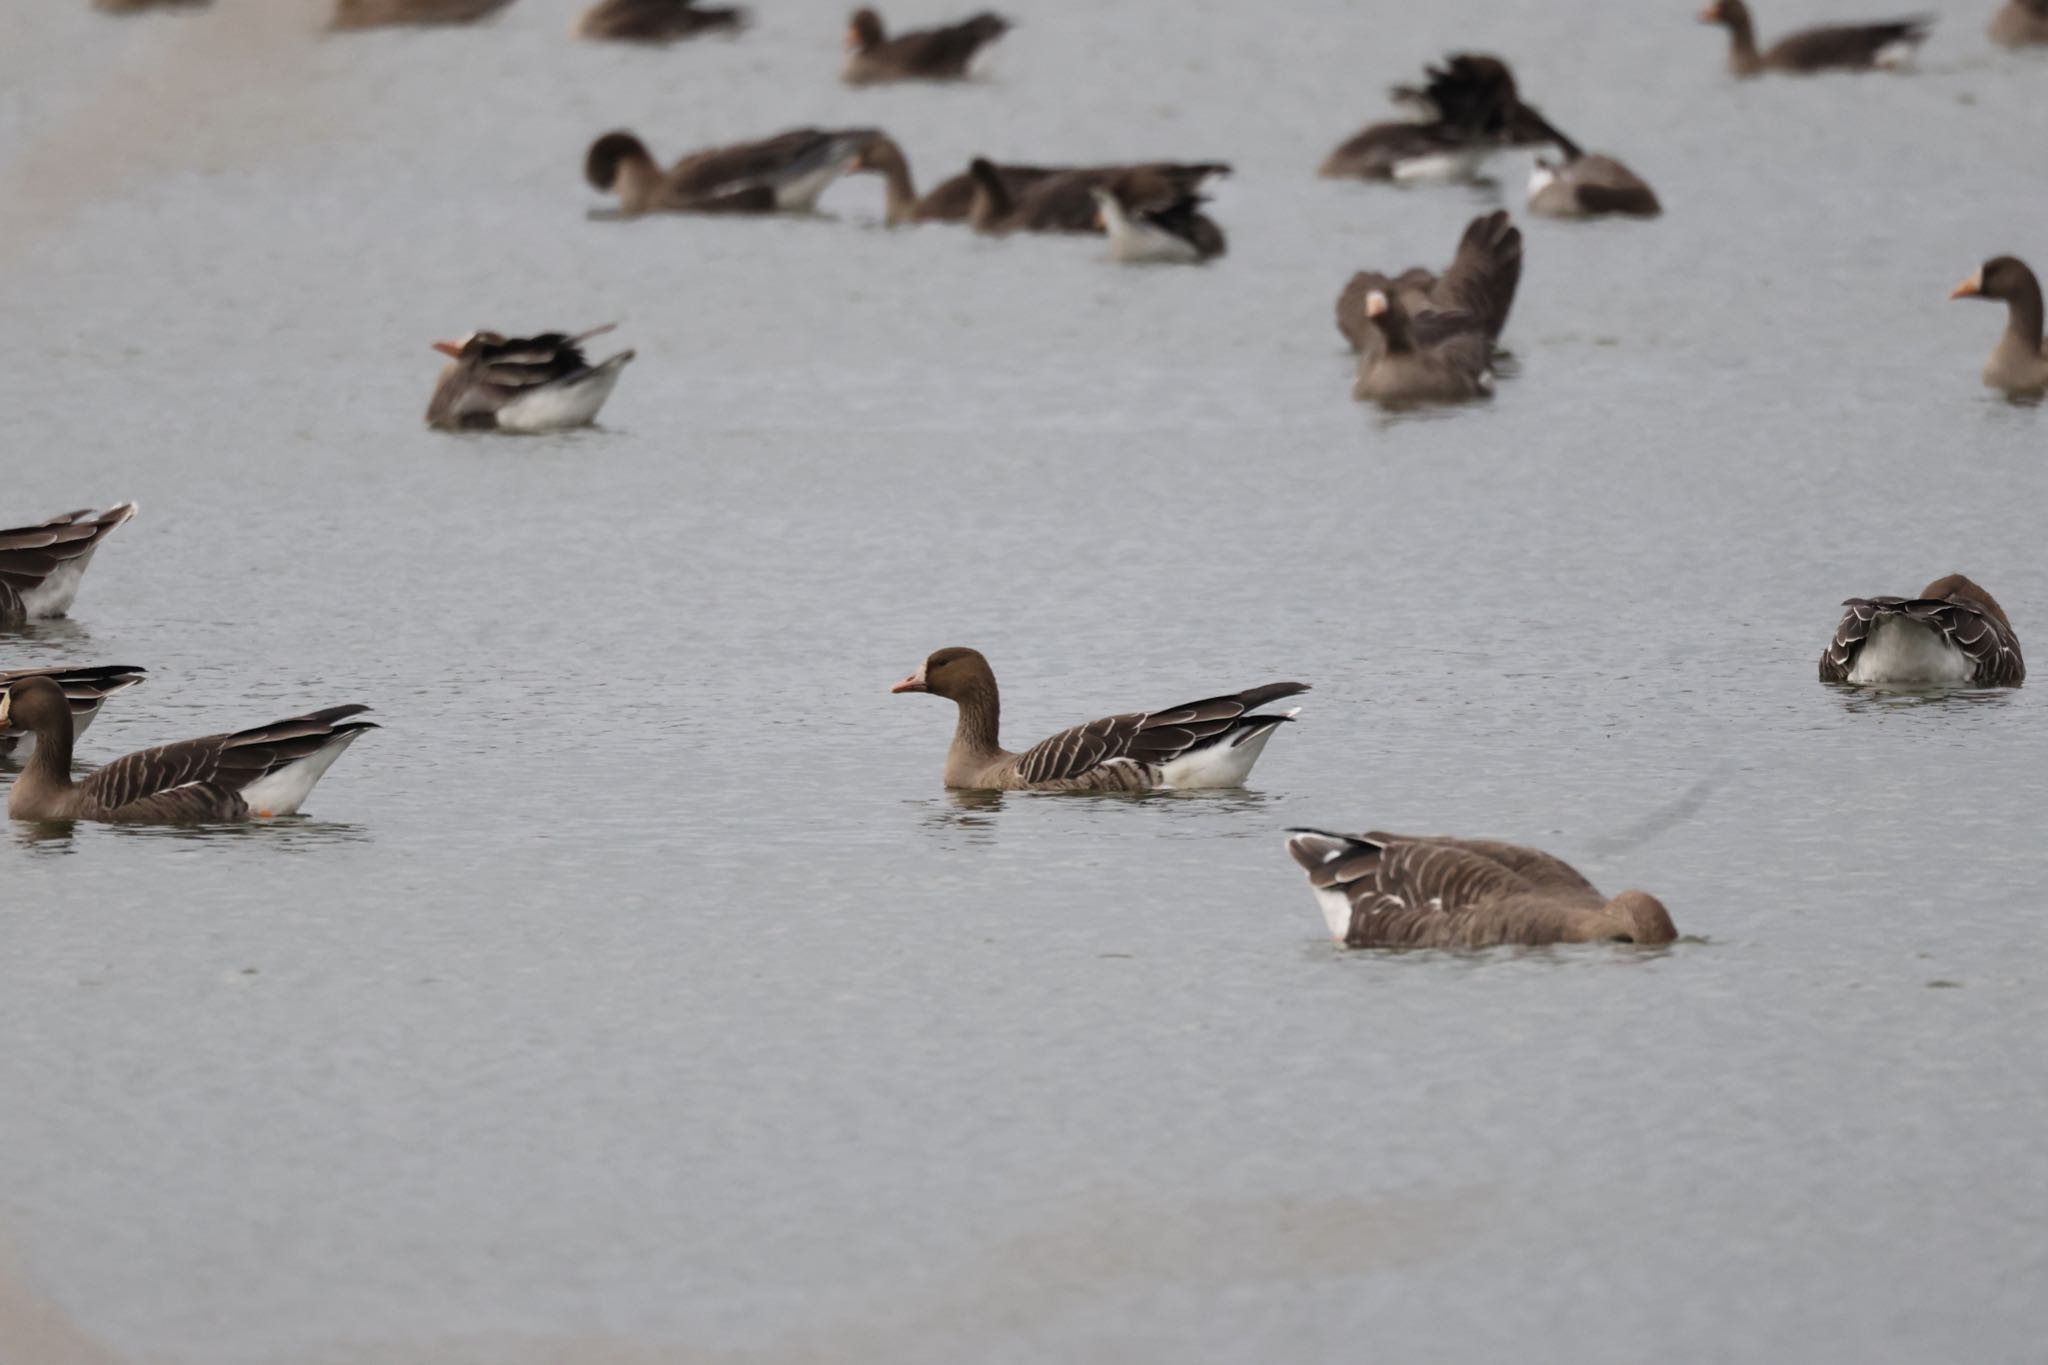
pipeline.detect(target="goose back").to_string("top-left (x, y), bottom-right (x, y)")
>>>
top-left (0, 504), bottom-right (137, 622)
top-left (1820, 575), bottom-right (2025, 687)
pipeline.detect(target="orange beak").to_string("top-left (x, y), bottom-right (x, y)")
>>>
top-left (1949, 275), bottom-right (1982, 300)
top-left (844, 26), bottom-right (860, 49)
top-left (1696, 1), bottom-right (1719, 19)
top-left (890, 671), bottom-right (926, 694)
top-left (431, 339), bottom-right (463, 357)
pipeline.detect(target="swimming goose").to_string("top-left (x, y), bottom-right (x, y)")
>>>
top-left (0, 665), bottom-right (145, 762)
top-left (1353, 289), bottom-right (1498, 404)
top-left (0, 675), bottom-right (374, 823)
top-left (1526, 127), bottom-right (1660, 219)
top-left (842, 8), bottom-right (1011, 83)
top-left (849, 137), bottom-right (1066, 226)
top-left (1089, 172), bottom-right (1226, 264)
top-left (1820, 574), bottom-right (2025, 688)
top-left (0, 504), bottom-right (137, 623)
top-left (1335, 209), bottom-right (1523, 355)
top-left (1951, 257), bottom-right (2048, 396)
top-left (575, 0), bottom-right (744, 41)
top-left (1991, 0), bottom-right (2048, 45)
top-left (1285, 830), bottom-right (1680, 948)
top-left (331, 0), bottom-right (514, 28)
top-left (585, 128), bottom-right (876, 215)
top-left (1697, 0), bottom-right (1931, 73)
top-left (426, 325), bottom-right (634, 432)
top-left (1319, 54), bottom-right (1552, 182)
top-left (891, 648), bottom-right (1306, 792)
top-left (967, 158), bottom-right (1230, 235)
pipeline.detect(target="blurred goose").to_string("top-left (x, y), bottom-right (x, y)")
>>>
top-left (1820, 574), bottom-right (2025, 688)
top-left (1, 675), bottom-right (374, 822)
top-left (890, 647), bottom-right (1306, 792)
top-left (575, 0), bottom-right (744, 41)
top-left (1991, 0), bottom-right (2048, 44)
top-left (1951, 257), bottom-right (2048, 396)
top-left (1320, 54), bottom-right (1551, 182)
top-left (331, 0), bottom-right (514, 28)
top-left (1698, 0), bottom-right (1931, 73)
top-left (585, 128), bottom-right (876, 215)
top-left (426, 326), bottom-right (633, 432)
top-left (1285, 830), bottom-right (1680, 948)
top-left (842, 8), bottom-right (1011, 83)
top-left (0, 665), bottom-right (145, 762)
top-left (1335, 210), bottom-right (1522, 354)
top-left (1526, 127), bottom-right (1660, 219)
top-left (1089, 171), bottom-right (1226, 263)
top-left (0, 504), bottom-right (137, 624)
top-left (967, 158), bottom-right (1230, 235)
top-left (1344, 212), bottom-right (1522, 405)
top-left (850, 137), bottom-right (1067, 226)
top-left (94, 0), bottom-right (210, 12)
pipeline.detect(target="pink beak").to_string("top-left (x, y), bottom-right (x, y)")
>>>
top-left (890, 671), bottom-right (926, 694)
top-left (430, 339), bottom-right (464, 358)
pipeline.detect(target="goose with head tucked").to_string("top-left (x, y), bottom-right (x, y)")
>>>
top-left (1951, 257), bottom-right (2048, 397)
top-left (0, 665), bottom-right (145, 762)
top-left (1285, 830), bottom-right (1680, 949)
top-left (586, 128), bottom-right (877, 215)
top-left (967, 158), bottom-right (1230, 235)
top-left (1697, 0), bottom-right (1931, 73)
top-left (426, 325), bottom-right (634, 432)
top-left (0, 504), bottom-right (137, 624)
top-left (1089, 169), bottom-right (1226, 264)
top-left (1320, 54), bottom-right (1553, 183)
top-left (1820, 574), bottom-right (2025, 688)
top-left (842, 8), bottom-right (1011, 83)
top-left (575, 0), bottom-right (744, 41)
top-left (1990, 0), bottom-right (2048, 45)
top-left (0, 674), bottom-right (374, 823)
top-left (1524, 124), bottom-right (1660, 219)
top-left (890, 648), bottom-right (1307, 792)
top-left (331, 0), bottom-right (514, 28)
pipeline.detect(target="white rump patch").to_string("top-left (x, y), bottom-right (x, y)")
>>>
top-left (1847, 617), bottom-right (1974, 687)
top-left (19, 554), bottom-right (93, 618)
top-left (1097, 196), bottom-right (1202, 265)
top-left (1392, 148), bottom-right (1486, 183)
top-left (1527, 163), bottom-right (1558, 197)
top-left (497, 355), bottom-right (630, 432)
top-left (1873, 39), bottom-right (1917, 69)
top-left (1159, 715), bottom-right (1294, 789)
top-left (238, 731), bottom-right (367, 817)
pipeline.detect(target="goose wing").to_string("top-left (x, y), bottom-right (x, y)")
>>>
top-left (1287, 830), bottom-right (1537, 943)
top-left (80, 704), bottom-right (376, 819)
top-left (1013, 682), bottom-right (1308, 785)
top-left (874, 12), bottom-right (1008, 73)
top-left (1820, 595), bottom-right (2025, 685)
top-left (1431, 210), bottom-right (1522, 341)
top-left (0, 665), bottom-right (146, 741)
top-left (1769, 16), bottom-right (1931, 67)
top-left (669, 129), bottom-right (865, 197)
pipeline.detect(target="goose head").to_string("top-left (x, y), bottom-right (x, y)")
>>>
top-left (585, 131), bottom-right (655, 193)
top-left (1604, 890), bottom-right (1678, 944)
top-left (0, 675), bottom-right (68, 737)
top-left (1950, 257), bottom-right (2035, 304)
top-left (1920, 573), bottom-right (2015, 630)
top-left (891, 647), bottom-right (994, 700)
top-left (846, 7), bottom-right (883, 50)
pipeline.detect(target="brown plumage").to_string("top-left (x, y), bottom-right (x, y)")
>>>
top-left (1319, 54), bottom-right (1553, 181)
top-left (93, 0), bottom-right (210, 12)
top-left (1089, 169), bottom-right (1227, 263)
top-left (585, 128), bottom-right (877, 215)
top-left (425, 325), bottom-right (634, 432)
top-left (1525, 126), bottom-right (1660, 219)
top-left (0, 665), bottom-right (145, 761)
top-left (1820, 574), bottom-right (2025, 688)
top-left (0, 504), bottom-right (137, 624)
top-left (1698, 0), bottom-right (1931, 74)
top-left (890, 648), bottom-right (1306, 792)
top-left (1286, 830), bottom-right (1679, 949)
top-left (1990, 0), bottom-right (2048, 46)
top-left (967, 158), bottom-right (1230, 235)
top-left (1335, 210), bottom-right (1522, 354)
top-left (1, 674), bottom-right (374, 823)
top-left (1951, 256), bottom-right (2048, 396)
top-left (330, 0), bottom-right (514, 28)
top-left (1344, 212), bottom-right (1522, 405)
top-left (842, 8), bottom-right (1011, 83)
top-left (849, 137), bottom-right (1068, 227)
top-left (574, 0), bottom-right (744, 42)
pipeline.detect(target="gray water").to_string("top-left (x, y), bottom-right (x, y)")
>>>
top-left (4, 0), bottom-right (2047, 1361)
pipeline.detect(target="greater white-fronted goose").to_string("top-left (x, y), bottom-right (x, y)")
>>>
top-left (891, 648), bottom-right (1307, 792)
top-left (575, 0), bottom-right (743, 41)
top-left (94, 0), bottom-right (210, 12)
top-left (0, 675), bottom-right (374, 823)
top-left (1820, 574), bottom-right (2025, 688)
top-left (842, 8), bottom-right (1010, 83)
top-left (1526, 127), bottom-right (1660, 219)
top-left (1285, 830), bottom-right (1680, 949)
top-left (966, 158), bottom-right (1230, 235)
top-left (1334, 210), bottom-right (1522, 355)
top-left (0, 665), bottom-right (145, 762)
top-left (1089, 172), bottom-right (1226, 264)
top-left (1698, 0), bottom-right (1931, 73)
top-left (0, 504), bottom-right (137, 624)
top-left (849, 137), bottom-right (1066, 226)
top-left (331, 0), bottom-right (513, 28)
top-left (1991, 0), bottom-right (2048, 45)
top-left (1320, 54), bottom-right (1554, 182)
top-left (1951, 256), bottom-right (2048, 396)
top-left (1342, 212), bottom-right (1522, 405)
top-left (585, 128), bottom-right (876, 215)
top-left (426, 325), bottom-right (634, 432)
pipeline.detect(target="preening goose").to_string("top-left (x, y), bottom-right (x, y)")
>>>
top-left (1344, 212), bottom-right (1522, 405)
top-left (1526, 126), bottom-right (1660, 219)
top-left (967, 158), bottom-right (1230, 235)
top-left (1697, 0), bottom-right (1931, 73)
top-left (1089, 171), bottom-right (1226, 264)
top-left (1951, 257), bottom-right (2048, 396)
top-left (1990, 0), bottom-right (2048, 45)
top-left (0, 666), bottom-right (145, 762)
top-left (0, 675), bottom-right (374, 823)
top-left (575, 0), bottom-right (744, 41)
top-left (842, 8), bottom-right (1011, 83)
top-left (331, 0), bottom-right (514, 28)
top-left (1820, 574), bottom-right (2025, 688)
top-left (850, 137), bottom-right (1067, 226)
top-left (426, 325), bottom-right (634, 432)
top-left (1320, 54), bottom-right (1553, 182)
top-left (1335, 209), bottom-right (1522, 355)
top-left (891, 648), bottom-right (1306, 792)
top-left (0, 504), bottom-right (137, 624)
top-left (1285, 830), bottom-right (1680, 949)
top-left (585, 128), bottom-right (876, 215)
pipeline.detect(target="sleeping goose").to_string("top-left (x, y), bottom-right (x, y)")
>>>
top-left (0, 666), bottom-right (145, 762)
top-left (1285, 830), bottom-right (1680, 949)
top-left (891, 648), bottom-right (1306, 792)
top-left (0, 675), bottom-right (374, 823)
top-left (331, 0), bottom-right (514, 28)
top-left (842, 8), bottom-right (1011, 83)
top-left (1820, 574), bottom-right (2025, 688)
top-left (1089, 171), bottom-right (1226, 264)
top-left (967, 158), bottom-right (1230, 235)
top-left (1991, 0), bottom-right (2048, 45)
top-left (0, 504), bottom-right (137, 624)
top-left (575, 0), bottom-right (744, 41)
top-left (1320, 54), bottom-right (1552, 182)
top-left (1951, 256), bottom-right (2048, 396)
top-left (1526, 127), bottom-right (1660, 219)
top-left (1697, 0), bottom-right (1931, 73)
top-left (426, 325), bottom-right (634, 432)
top-left (1335, 209), bottom-right (1522, 355)
top-left (585, 128), bottom-right (876, 215)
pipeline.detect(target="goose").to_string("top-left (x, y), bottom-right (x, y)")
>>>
top-left (0, 666), bottom-right (145, 762)
top-left (331, 0), bottom-right (514, 28)
top-left (1951, 257), bottom-right (2048, 396)
top-left (585, 128), bottom-right (876, 215)
top-left (967, 158), bottom-right (1230, 235)
top-left (0, 504), bottom-right (137, 624)
top-left (1820, 574), bottom-right (2024, 688)
top-left (848, 137), bottom-right (1068, 226)
top-left (94, 0), bottom-right (210, 12)
top-left (1697, 0), bottom-right (1931, 73)
top-left (1525, 127), bottom-right (1660, 219)
top-left (842, 8), bottom-right (1011, 84)
top-left (1320, 54), bottom-right (1552, 182)
top-left (0, 675), bottom-right (374, 823)
top-left (1285, 830), bottom-right (1680, 948)
top-left (890, 648), bottom-right (1306, 792)
top-left (575, 0), bottom-right (744, 41)
top-left (1335, 209), bottom-right (1522, 355)
top-left (425, 325), bottom-right (634, 432)
top-left (1353, 288), bottom-right (1498, 404)
top-left (1990, 0), bottom-right (2048, 45)
top-left (1089, 172), bottom-right (1226, 264)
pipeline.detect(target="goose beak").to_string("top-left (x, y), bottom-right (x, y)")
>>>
top-left (843, 26), bottom-right (860, 49)
top-left (431, 339), bottom-right (464, 357)
top-left (1364, 290), bottom-right (1389, 318)
top-left (1696, 2), bottom-right (1717, 19)
top-left (890, 671), bottom-right (927, 694)
top-left (1949, 271), bottom-right (1982, 300)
